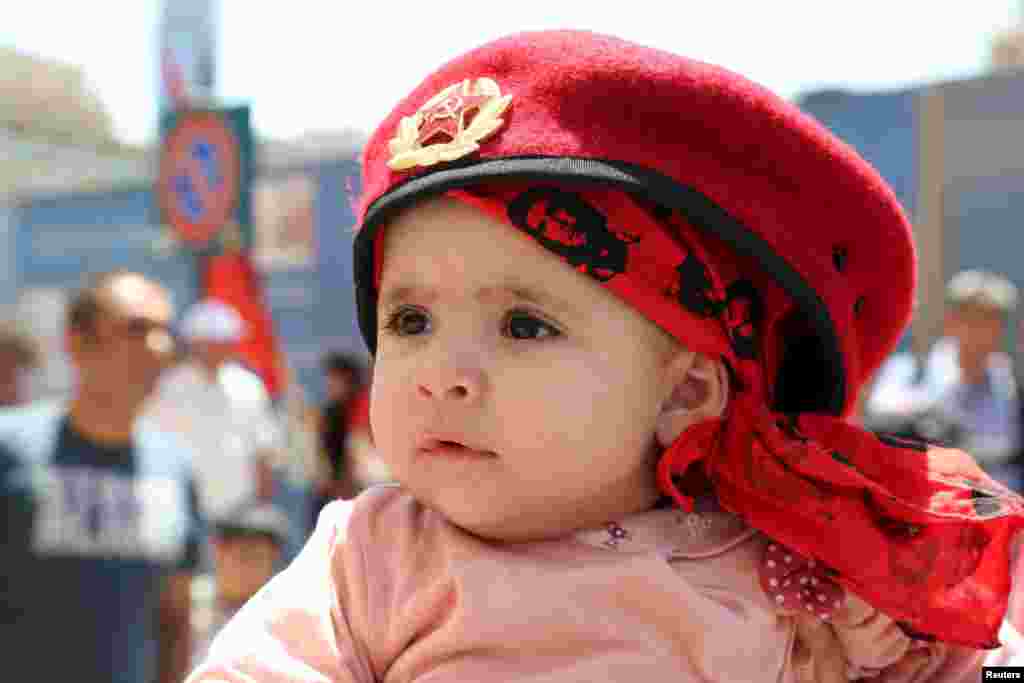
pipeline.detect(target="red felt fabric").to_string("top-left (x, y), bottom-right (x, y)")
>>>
top-left (356, 30), bottom-right (915, 416)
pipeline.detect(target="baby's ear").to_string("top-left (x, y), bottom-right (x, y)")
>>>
top-left (655, 351), bottom-right (729, 447)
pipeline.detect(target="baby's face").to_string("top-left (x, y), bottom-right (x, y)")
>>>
top-left (372, 197), bottom-right (681, 542)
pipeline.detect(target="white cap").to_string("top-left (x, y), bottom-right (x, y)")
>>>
top-left (946, 270), bottom-right (1019, 313)
top-left (180, 299), bottom-right (247, 343)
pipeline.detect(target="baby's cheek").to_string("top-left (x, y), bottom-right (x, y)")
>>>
top-left (368, 379), bottom-right (410, 454)
top-left (501, 393), bottom-right (573, 448)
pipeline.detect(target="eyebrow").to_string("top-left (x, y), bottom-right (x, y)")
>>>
top-left (379, 281), bottom-right (575, 316)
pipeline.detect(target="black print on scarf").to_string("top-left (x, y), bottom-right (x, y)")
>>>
top-left (723, 280), bottom-right (763, 361)
top-left (776, 415), bottom-right (809, 443)
top-left (970, 487), bottom-right (1005, 519)
top-left (831, 451), bottom-right (856, 469)
top-left (875, 432), bottom-right (930, 452)
top-left (895, 623), bottom-right (938, 643)
top-left (672, 253), bottom-right (723, 318)
top-left (507, 188), bottom-right (641, 282)
top-left (668, 251), bottom-right (763, 361)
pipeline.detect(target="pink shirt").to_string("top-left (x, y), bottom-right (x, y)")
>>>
top-left (188, 486), bottom-right (1024, 682)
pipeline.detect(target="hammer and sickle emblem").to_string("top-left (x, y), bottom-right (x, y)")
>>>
top-left (436, 96), bottom-right (461, 118)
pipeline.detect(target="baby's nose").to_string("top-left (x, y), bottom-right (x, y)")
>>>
top-left (416, 362), bottom-right (486, 402)
top-left (419, 383), bottom-right (470, 401)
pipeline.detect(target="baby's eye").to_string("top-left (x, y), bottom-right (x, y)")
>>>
top-left (504, 310), bottom-right (560, 340)
top-left (383, 306), bottom-right (431, 336)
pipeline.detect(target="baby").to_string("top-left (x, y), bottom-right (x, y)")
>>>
top-left (188, 31), bottom-right (1024, 682)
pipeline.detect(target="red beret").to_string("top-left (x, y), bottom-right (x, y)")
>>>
top-left (354, 30), bottom-right (915, 418)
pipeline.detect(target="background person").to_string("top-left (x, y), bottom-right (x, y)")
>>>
top-left (146, 299), bottom-right (285, 521)
top-left (0, 321), bottom-right (40, 407)
top-left (0, 270), bottom-right (204, 683)
top-left (191, 500), bottom-right (290, 668)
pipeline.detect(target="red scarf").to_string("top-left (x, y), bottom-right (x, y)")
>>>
top-left (381, 184), bottom-right (1024, 649)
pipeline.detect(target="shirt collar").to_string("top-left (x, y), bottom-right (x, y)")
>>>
top-left (573, 498), bottom-right (754, 559)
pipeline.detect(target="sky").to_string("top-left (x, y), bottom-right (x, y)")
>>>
top-left (1, 1), bottom-right (1022, 146)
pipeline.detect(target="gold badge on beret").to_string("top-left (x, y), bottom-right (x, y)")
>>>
top-left (387, 78), bottom-right (512, 170)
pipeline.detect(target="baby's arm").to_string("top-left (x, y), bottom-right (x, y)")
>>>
top-left (186, 501), bottom-right (376, 683)
top-left (883, 625), bottom-right (1024, 683)
top-left (795, 590), bottom-right (1024, 682)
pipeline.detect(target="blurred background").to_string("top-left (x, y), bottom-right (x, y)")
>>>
top-left (3, 0), bottom-right (1024, 402)
top-left (7, 1), bottom-right (1024, 677)
top-left (2, 0), bottom-right (1024, 399)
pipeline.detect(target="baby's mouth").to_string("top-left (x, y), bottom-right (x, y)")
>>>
top-left (418, 438), bottom-right (497, 459)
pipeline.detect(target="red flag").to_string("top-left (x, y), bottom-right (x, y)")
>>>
top-left (202, 250), bottom-right (286, 398)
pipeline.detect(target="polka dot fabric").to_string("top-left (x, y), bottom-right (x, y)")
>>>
top-left (759, 542), bottom-right (845, 621)
top-left (658, 404), bottom-right (1024, 649)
